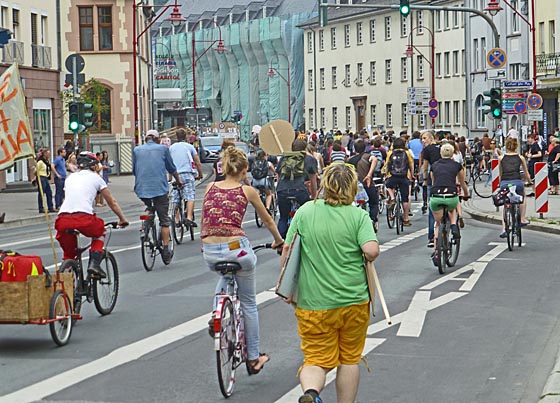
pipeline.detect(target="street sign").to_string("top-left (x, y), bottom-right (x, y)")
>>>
top-left (407, 87), bottom-right (430, 115)
top-left (428, 98), bottom-right (438, 108)
top-left (486, 69), bottom-right (506, 80)
top-left (487, 48), bottom-right (507, 69)
top-left (428, 109), bottom-right (438, 119)
top-left (513, 101), bottom-right (527, 114)
top-left (65, 53), bottom-right (85, 73)
top-left (527, 109), bottom-right (544, 121)
top-left (502, 92), bottom-right (527, 99)
top-left (527, 93), bottom-right (543, 109)
top-left (503, 80), bottom-right (533, 88)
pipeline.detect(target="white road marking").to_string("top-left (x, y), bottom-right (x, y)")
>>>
top-left (396, 291), bottom-right (432, 338)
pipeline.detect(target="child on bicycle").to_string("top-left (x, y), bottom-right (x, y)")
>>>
top-left (201, 147), bottom-right (284, 374)
top-left (251, 149), bottom-right (276, 213)
top-left (55, 152), bottom-right (129, 278)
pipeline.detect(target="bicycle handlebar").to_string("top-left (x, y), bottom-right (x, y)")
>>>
top-left (105, 221), bottom-right (128, 229)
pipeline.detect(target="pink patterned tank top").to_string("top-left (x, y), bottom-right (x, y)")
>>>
top-left (200, 184), bottom-right (248, 239)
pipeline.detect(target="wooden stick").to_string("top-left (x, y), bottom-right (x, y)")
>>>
top-left (270, 125), bottom-right (284, 154)
top-left (368, 261), bottom-right (392, 325)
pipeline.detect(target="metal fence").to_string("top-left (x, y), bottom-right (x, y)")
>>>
top-left (537, 52), bottom-right (560, 76)
top-left (89, 134), bottom-right (135, 175)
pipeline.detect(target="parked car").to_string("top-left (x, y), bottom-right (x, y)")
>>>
top-left (198, 136), bottom-right (223, 163)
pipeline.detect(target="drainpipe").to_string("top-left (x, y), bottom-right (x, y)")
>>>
top-left (309, 27), bottom-right (318, 130)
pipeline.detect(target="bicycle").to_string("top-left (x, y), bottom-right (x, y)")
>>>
top-left (170, 182), bottom-right (195, 243)
top-left (433, 197), bottom-right (462, 274)
top-left (255, 176), bottom-right (277, 228)
top-left (212, 243), bottom-right (274, 398)
top-left (60, 222), bottom-right (123, 319)
top-left (386, 186), bottom-right (404, 234)
top-left (140, 205), bottom-right (174, 271)
top-left (503, 199), bottom-right (523, 251)
top-left (286, 196), bottom-right (300, 229)
top-left (472, 155), bottom-right (493, 199)
top-left (373, 177), bottom-right (386, 215)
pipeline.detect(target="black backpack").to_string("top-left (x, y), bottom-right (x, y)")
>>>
top-left (252, 159), bottom-right (269, 180)
top-left (388, 149), bottom-right (408, 177)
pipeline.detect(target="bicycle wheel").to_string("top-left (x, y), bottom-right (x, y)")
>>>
top-left (49, 290), bottom-right (73, 347)
top-left (378, 190), bottom-right (385, 215)
top-left (395, 197), bottom-right (401, 235)
top-left (189, 210), bottom-right (195, 241)
top-left (141, 221), bottom-right (156, 271)
top-left (437, 226), bottom-right (447, 274)
top-left (59, 259), bottom-right (83, 320)
top-left (93, 251), bottom-right (119, 315)
top-left (446, 227), bottom-right (460, 267)
top-left (516, 206), bottom-right (522, 247)
top-left (473, 171), bottom-right (492, 198)
top-left (386, 201), bottom-right (395, 229)
top-left (255, 208), bottom-right (262, 228)
top-left (171, 202), bottom-right (184, 245)
top-left (398, 197), bottom-right (404, 233)
top-left (216, 298), bottom-right (236, 398)
top-left (504, 206), bottom-right (513, 251)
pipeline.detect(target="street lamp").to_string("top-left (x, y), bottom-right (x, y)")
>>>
top-left (484, 0), bottom-right (503, 16)
top-left (267, 53), bottom-right (291, 124)
top-left (133, 0), bottom-right (185, 144)
top-left (404, 25), bottom-right (435, 126)
top-left (191, 19), bottom-right (227, 111)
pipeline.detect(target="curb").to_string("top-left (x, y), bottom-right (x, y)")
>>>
top-left (462, 200), bottom-right (560, 236)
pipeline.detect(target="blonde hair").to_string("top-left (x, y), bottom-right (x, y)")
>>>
top-left (319, 164), bottom-right (358, 206)
top-left (222, 147), bottom-right (248, 177)
top-left (440, 143), bottom-right (455, 159)
top-left (505, 137), bottom-right (518, 152)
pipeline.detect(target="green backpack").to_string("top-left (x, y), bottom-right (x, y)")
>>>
top-left (280, 151), bottom-right (306, 181)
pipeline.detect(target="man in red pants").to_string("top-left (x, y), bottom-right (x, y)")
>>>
top-left (55, 152), bottom-right (128, 278)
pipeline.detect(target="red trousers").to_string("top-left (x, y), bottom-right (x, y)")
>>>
top-left (55, 213), bottom-right (106, 260)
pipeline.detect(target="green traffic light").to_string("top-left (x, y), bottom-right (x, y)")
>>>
top-left (492, 109), bottom-right (501, 118)
top-left (69, 121), bottom-right (79, 131)
top-left (400, 5), bottom-right (410, 15)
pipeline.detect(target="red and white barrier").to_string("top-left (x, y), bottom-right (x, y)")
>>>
top-left (491, 158), bottom-right (500, 193)
top-left (535, 162), bottom-right (549, 214)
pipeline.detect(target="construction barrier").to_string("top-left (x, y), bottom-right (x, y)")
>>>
top-left (491, 158), bottom-right (500, 193)
top-left (535, 162), bottom-right (549, 214)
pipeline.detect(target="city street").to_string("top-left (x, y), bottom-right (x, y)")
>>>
top-left (1, 176), bottom-right (560, 403)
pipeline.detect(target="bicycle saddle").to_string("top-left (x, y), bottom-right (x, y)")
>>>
top-left (286, 196), bottom-right (297, 201)
top-left (215, 261), bottom-right (242, 275)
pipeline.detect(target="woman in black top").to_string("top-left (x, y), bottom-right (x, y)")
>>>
top-left (548, 137), bottom-right (560, 195)
top-left (498, 137), bottom-right (531, 238)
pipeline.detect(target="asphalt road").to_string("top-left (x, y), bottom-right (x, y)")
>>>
top-left (1, 185), bottom-right (560, 403)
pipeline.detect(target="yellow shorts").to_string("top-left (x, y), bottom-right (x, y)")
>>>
top-left (295, 301), bottom-right (370, 369)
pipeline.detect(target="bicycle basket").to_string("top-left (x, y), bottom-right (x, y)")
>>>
top-left (492, 188), bottom-right (509, 207)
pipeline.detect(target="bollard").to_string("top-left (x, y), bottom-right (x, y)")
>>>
top-left (534, 162), bottom-right (549, 219)
top-left (491, 158), bottom-right (500, 212)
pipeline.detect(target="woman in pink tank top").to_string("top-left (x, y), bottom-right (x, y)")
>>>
top-left (201, 146), bottom-right (284, 374)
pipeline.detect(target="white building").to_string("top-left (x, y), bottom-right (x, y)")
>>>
top-left (300, 0), bottom-right (468, 137)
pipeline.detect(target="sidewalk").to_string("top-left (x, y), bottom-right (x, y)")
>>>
top-left (0, 167), bottom-right (214, 229)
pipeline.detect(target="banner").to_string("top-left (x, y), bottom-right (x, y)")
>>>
top-left (0, 63), bottom-right (34, 171)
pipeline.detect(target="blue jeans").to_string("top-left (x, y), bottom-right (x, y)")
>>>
top-left (427, 185), bottom-right (434, 241)
top-left (277, 188), bottom-right (310, 238)
top-left (38, 176), bottom-right (53, 212)
top-left (203, 237), bottom-right (260, 361)
top-left (54, 176), bottom-right (65, 208)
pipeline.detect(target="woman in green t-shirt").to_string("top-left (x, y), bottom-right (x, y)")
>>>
top-left (282, 163), bottom-right (379, 403)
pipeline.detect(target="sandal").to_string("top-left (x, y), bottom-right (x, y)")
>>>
top-left (246, 353), bottom-right (270, 375)
top-left (549, 191), bottom-right (558, 195)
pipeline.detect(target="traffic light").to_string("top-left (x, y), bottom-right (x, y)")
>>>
top-left (318, 0), bottom-right (328, 27)
top-left (231, 111), bottom-right (242, 124)
top-left (68, 102), bottom-right (80, 132)
top-left (82, 102), bottom-right (94, 129)
top-left (483, 87), bottom-right (502, 119)
top-left (399, 0), bottom-right (410, 17)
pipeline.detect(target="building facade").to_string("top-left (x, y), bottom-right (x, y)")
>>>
top-left (0, 1), bottom-right (61, 191)
top-left (300, 0), bottom-right (468, 136)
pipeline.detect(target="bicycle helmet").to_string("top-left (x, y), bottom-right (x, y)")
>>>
top-left (77, 151), bottom-right (99, 169)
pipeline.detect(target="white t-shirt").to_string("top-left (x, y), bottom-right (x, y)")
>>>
top-left (59, 170), bottom-right (107, 215)
top-left (169, 141), bottom-right (197, 173)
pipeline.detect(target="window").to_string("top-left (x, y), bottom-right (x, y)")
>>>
top-left (445, 101), bottom-right (451, 125)
top-left (417, 56), bottom-right (424, 80)
top-left (444, 11), bottom-right (450, 30)
top-left (511, 0), bottom-right (519, 33)
top-left (475, 95), bottom-right (485, 128)
top-left (435, 11), bottom-right (441, 31)
top-left (320, 108), bottom-right (326, 129)
top-left (332, 66), bottom-right (337, 88)
top-left (444, 52), bottom-right (450, 76)
top-left (357, 63), bottom-right (363, 86)
top-left (369, 61), bottom-right (376, 84)
top-left (453, 51), bottom-right (459, 75)
top-left (31, 13), bottom-right (38, 44)
top-left (85, 85), bottom-right (112, 133)
top-left (453, 11), bottom-right (459, 28)
top-left (346, 106), bottom-right (351, 129)
top-left (0, 7), bottom-right (8, 29)
top-left (510, 63), bottom-right (521, 80)
top-left (539, 22), bottom-right (545, 53)
top-left (370, 105), bottom-right (377, 126)
top-left (462, 50), bottom-right (466, 75)
top-left (12, 8), bottom-right (19, 40)
top-left (307, 31), bottom-right (313, 53)
top-left (401, 57), bottom-right (408, 81)
top-left (331, 27), bottom-right (337, 49)
top-left (32, 109), bottom-right (51, 152)
top-left (332, 107), bottom-right (338, 129)
top-left (463, 101), bottom-right (467, 125)
top-left (309, 109), bottom-right (314, 129)
top-left (480, 37), bottom-right (487, 72)
top-left (356, 22), bottom-right (363, 45)
top-left (308, 70), bottom-right (314, 91)
top-left (385, 59), bottom-right (392, 83)
top-left (437, 102), bottom-right (442, 125)
top-left (386, 104), bottom-right (393, 127)
top-left (401, 15), bottom-right (408, 37)
top-left (319, 30), bottom-right (324, 51)
top-left (79, 7), bottom-right (94, 51)
top-left (344, 24), bottom-right (350, 47)
top-left (550, 21), bottom-right (556, 53)
top-left (473, 39), bottom-right (479, 71)
top-left (419, 113), bottom-right (426, 127)
top-left (41, 16), bottom-right (47, 44)
top-left (453, 101), bottom-right (460, 125)
top-left (319, 68), bottom-right (325, 89)
top-left (345, 64), bottom-right (351, 86)
top-left (402, 104), bottom-right (409, 126)
top-left (98, 6), bottom-right (113, 50)
top-left (370, 19), bottom-right (376, 42)
top-left (417, 11), bottom-right (424, 34)
top-left (436, 53), bottom-right (441, 77)
top-left (385, 16), bottom-right (391, 40)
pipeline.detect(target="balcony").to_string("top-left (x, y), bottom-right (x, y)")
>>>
top-left (536, 52), bottom-right (560, 77)
top-left (2, 40), bottom-right (24, 64)
top-left (31, 44), bottom-right (52, 69)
